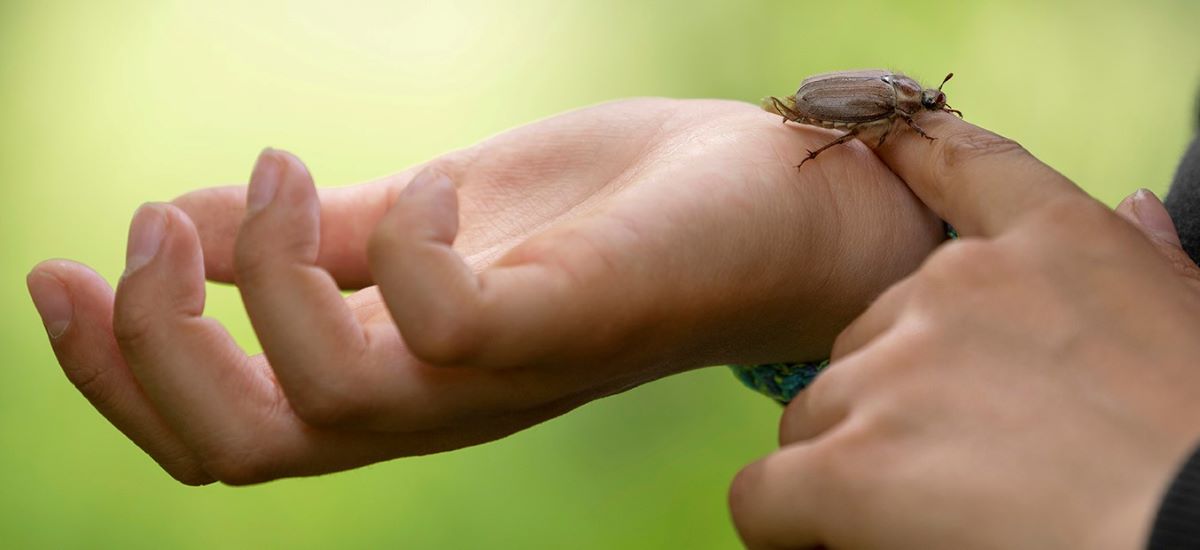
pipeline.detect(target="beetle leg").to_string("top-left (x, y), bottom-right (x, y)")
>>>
top-left (797, 131), bottom-right (858, 169)
top-left (899, 114), bottom-right (936, 141)
top-left (875, 125), bottom-right (894, 148)
top-left (766, 96), bottom-right (802, 123)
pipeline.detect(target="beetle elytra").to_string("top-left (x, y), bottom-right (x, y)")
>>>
top-left (764, 70), bottom-right (963, 169)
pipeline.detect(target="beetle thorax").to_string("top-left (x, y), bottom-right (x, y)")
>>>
top-left (884, 74), bottom-right (925, 115)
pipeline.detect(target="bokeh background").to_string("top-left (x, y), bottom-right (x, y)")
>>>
top-left (2, 0), bottom-right (1198, 547)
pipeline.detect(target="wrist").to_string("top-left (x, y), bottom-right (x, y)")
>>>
top-left (711, 179), bottom-right (943, 366)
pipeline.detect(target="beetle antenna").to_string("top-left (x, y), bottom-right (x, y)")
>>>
top-left (943, 104), bottom-right (963, 118)
top-left (938, 72), bottom-right (954, 91)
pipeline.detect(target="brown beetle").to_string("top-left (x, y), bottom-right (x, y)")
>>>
top-left (764, 70), bottom-right (963, 168)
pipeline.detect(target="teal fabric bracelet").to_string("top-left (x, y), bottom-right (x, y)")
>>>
top-left (729, 361), bottom-right (829, 405)
top-left (731, 224), bottom-right (957, 404)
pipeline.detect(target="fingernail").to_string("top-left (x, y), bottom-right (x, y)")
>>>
top-left (124, 204), bottom-right (166, 277)
top-left (401, 167), bottom-right (452, 199)
top-left (247, 148), bottom-right (282, 214)
top-left (1131, 188), bottom-right (1182, 247)
top-left (27, 271), bottom-right (73, 339)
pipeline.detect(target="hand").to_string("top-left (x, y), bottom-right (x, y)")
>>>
top-left (729, 115), bottom-right (1200, 548)
top-left (27, 98), bottom-right (942, 485)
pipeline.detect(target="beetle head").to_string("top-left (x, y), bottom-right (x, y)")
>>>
top-left (921, 73), bottom-right (962, 117)
top-left (920, 89), bottom-right (947, 110)
top-left (920, 72), bottom-right (953, 110)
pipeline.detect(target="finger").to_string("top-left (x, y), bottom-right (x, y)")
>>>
top-left (110, 202), bottom-right (391, 482)
top-left (797, 276), bottom-right (921, 449)
top-left (873, 113), bottom-right (1091, 237)
top-left (27, 260), bottom-right (214, 485)
top-left (729, 444), bottom-right (833, 549)
top-left (172, 173), bottom-right (406, 289)
top-left (829, 270), bottom-right (922, 363)
top-left (235, 150), bottom-right (555, 430)
top-left (368, 167), bottom-right (626, 368)
top-left (1114, 188), bottom-right (1183, 247)
top-left (114, 203), bottom-right (277, 456)
top-left (1114, 188), bottom-right (1200, 281)
top-left (778, 380), bottom-right (849, 446)
top-left (234, 149), bottom-right (372, 426)
top-left (112, 203), bottom-right (597, 483)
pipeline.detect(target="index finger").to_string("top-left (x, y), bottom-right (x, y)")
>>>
top-left (874, 113), bottom-right (1089, 237)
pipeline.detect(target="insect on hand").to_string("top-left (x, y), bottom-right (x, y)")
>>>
top-left (763, 70), bottom-right (963, 169)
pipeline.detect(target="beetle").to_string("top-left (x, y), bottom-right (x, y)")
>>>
top-left (764, 70), bottom-right (963, 168)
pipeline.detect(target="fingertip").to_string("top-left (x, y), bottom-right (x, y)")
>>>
top-left (390, 167), bottom-right (459, 245)
top-left (246, 149), bottom-right (280, 212)
top-left (122, 203), bottom-right (170, 279)
top-left (245, 149), bottom-right (318, 219)
top-left (117, 203), bottom-right (207, 316)
top-left (27, 265), bottom-right (73, 340)
top-left (1129, 188), bottom-right (1183, 248)
top-left (274, 148), bottom-right (318, 200)
top-left (1116, 188), bottom-right (1186, 249)
top-left (29, 258), bottom-right (104, 290)
top-left (236, 149), bottom-right (322, 276)
top-left (370, 167), bottom-right (485, 366)
top-left (28, 259), bottom-right (115, 308)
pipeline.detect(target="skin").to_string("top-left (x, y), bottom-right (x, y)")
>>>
top-left (729, 115), bottom-right (1200, 549)
top-left (25, 98), bottom-right (942, 485)
top-left (27, 94), bottom-right (1200, 546)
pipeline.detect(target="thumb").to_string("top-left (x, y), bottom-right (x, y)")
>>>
top-left (1115, 188), bottom-right (1200, 281)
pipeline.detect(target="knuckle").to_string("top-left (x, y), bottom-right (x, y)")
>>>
top-left (922, 238), bottom-right (998, 285)
top-left (201, 445), bottom-right (279, 486)
top-left (66, 363), bottom-right (115, 406)
top-left (287, 378), bottom-right (373, 428)
top-left (232, 235), bottom-right (275, 286)
top-left (168, 467), bottom-right (217, 487)
top-left (816, 425), bottom-right (875, 487)
top-left (777, 398), bottom-right (810, 446)
top-left (778, 372), bottom-right (845, 445)
top-left (799, 442), bottom-right (842, 482)
top-left (933, 130), bottom-right (1027, 180)
top-left (843, 319), bottom-right (942, 388)
top-left (112, 301), bottom-right (157, 353)
top-left (157, 449), bottom-right (216, 486)
top-left (1030, 196), bottom-right (1118, 242)
top-left (829, 327), bottom-right (857, 362)
top-left (404, 313), bottom-right (483, 366)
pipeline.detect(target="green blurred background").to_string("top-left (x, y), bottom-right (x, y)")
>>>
top-left (2, 0), bottom-right (1198, 547)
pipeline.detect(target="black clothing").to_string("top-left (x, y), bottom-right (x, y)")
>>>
top-left (1150, 107), bottom-right (1200, 547)
top-left (1165, 132), bottom-right (1200, 265)
top-left (1149, 443), bottom-right (1200, 549)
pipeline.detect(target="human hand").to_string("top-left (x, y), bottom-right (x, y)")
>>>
top-left (27, 98), bottom-right (942, 485)
top-left (729, 114), bottom-right (1200, 548)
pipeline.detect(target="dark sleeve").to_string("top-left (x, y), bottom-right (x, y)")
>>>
top-left (1148, 99), bottom-right (1200, 548)
top-left (1162, 95), bottom-right (1200, 264)
top-left (1148, 443), bottom-right (1200, 549)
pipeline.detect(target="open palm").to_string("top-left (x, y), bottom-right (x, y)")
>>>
top-left (28, 98), bottom-right (941, 484)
